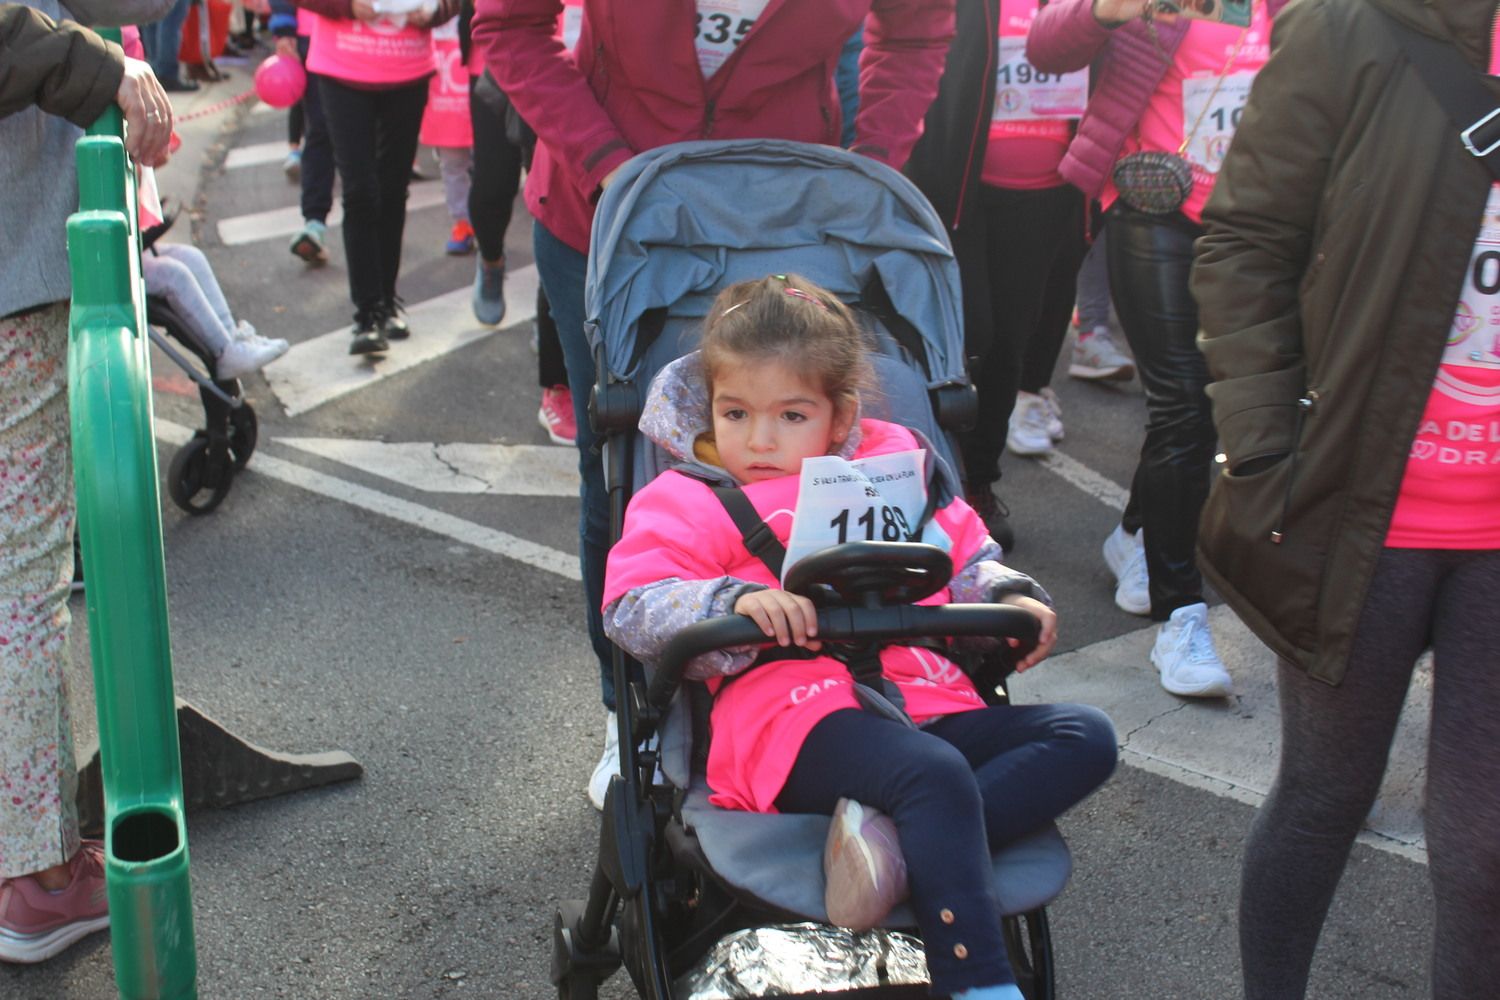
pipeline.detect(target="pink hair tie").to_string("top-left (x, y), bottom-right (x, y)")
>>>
top-left (781, 286), bottom-right (829, 311)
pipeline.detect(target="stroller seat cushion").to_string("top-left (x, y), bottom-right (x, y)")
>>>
top-left (679, 783), bottom-right (1072, 925)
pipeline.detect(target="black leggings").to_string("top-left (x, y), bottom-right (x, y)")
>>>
top-left (467, 79), bottom-right (524, 265)
top-left (318, 75), bottom-right (429, 316)
top-left (777, 703), bottom-right (1116, 996)
top-left (953, 183), bottom-right (1086, 488)
top-left (1105, 204), bottom-right (1216, 619)
top-left (1240, 547), bottom-right (1500, 999)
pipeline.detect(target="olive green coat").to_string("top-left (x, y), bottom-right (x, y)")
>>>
top-left (1191, 0), bottom-right (1500, 684)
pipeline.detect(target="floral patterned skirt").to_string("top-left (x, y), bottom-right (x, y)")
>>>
top-left (0, 301), bottom-right (79, 878)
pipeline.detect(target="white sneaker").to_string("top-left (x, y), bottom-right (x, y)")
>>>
top-left (233, 319), bottom-right (257, 341)
top-left (588, 711), bottom-right (619, 811)
top-left (1070, 326), bottom-right (1135, 381)
top-left (1102, 524), bottom-right (1150, 616)
top-left (1150, 603), bottom-right (1233, 698)
top-left (215, 334), bottom-right (289, 380)
top-left (1007, 391), bottom-right (1055, 457)
top-left (1038, 387), bottom-right (1065, 442)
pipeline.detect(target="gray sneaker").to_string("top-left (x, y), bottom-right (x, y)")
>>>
top-left (1070, 326), bottom-right (1135, 381)
top-left (472, 258), bottom-right (506, 326)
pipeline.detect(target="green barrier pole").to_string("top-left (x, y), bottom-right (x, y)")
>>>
top-left (70, 31), bottom-right (198, 999)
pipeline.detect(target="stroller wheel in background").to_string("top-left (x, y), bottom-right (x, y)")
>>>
top-left (1003, 909), bottom-right (1056, 1000)
top-left (552, 899), bottom-right (618, 1000)
top-left (167, 432), bottom-right (235, 514)
top-left (228, 402), bottom-right (258, 470)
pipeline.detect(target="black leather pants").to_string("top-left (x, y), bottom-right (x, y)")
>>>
top-left (1105, 204), bottom-right (1216, 620)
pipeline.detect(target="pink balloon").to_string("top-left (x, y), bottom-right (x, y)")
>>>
top-left (254, 54), bottom-right (306, 109)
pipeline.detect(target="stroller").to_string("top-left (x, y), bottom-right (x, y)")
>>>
top-left (558, 140), bottom-right (1072, 1000)
top-left (140, 207), bottom-right (260, 515)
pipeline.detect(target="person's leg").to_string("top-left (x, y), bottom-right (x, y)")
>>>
top-left (533, 220), bottom-right (613, 709)
top-left (372, 79), bottom-right (430, 308)
top-left (536, 287), bottom-right (566, 389)
top-left (288, 100), bottom-right (304, 149)
top-left (140, 252), bottom-right (234, 356)
top-left (318, 76), bottom-right (385, 319)
top-left (1104, 206), bottom-right (1217, 619)
top-left (299, 44), bottom-right (335, 226)
top-left (154, 244), bottom-right (236, 334)
top-left (1074, 229), bottom-right (1111, 333)
top-left (467, 80), bottom-right (522, 263)
top-left (1424, 549), bottom-right (1500, 999)
top-left (921, 702), bottom-right (1117, 849)
top-left (953, 192), bottom-right (1004, 491)
top-left (141, 0), bottom-right (192, 87)
top-left (776, 709), bottom-right (1015, 996)
top-left (437, 146), bottom-right (473, 227)
top-left (0, 303), bottom-right (81, 880)
top-left (1016, 189), bottom-right (1087, 395)
top-left (1238, 548), bottom-right (1437, 1000)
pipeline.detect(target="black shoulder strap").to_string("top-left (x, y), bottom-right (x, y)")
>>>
top-left (1381, 10), bottom-right (1500, 182)
top-left (710, 485), bottom-right (786, 579)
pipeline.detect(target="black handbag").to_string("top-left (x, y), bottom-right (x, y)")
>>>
top-left (1379, 10), bottom-right (1500, 183)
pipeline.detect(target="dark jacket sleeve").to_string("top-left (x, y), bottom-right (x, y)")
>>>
top-left (1191, 0), bottom-right (1341, 470)
top-left (0, 4), bottom-right (125, 126)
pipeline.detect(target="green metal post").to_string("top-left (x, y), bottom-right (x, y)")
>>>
top-left (69, 31), bottom-right (198, 998)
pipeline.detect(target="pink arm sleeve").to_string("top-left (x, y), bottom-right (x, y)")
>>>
top-left (1026, 0), bottom-right (1114, 74)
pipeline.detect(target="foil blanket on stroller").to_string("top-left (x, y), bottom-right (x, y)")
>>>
top-left (676, 922), bottom-right (930, 997)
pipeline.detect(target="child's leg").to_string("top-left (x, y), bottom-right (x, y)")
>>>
top-left (922, 703), bottom-right (1117, 850)
top-left (153, 244), bottom-right (237, 334)
top-left (776, 708), bottom-right (1015, 995)
top-left (140, 252), bottom-right (233, 357)
top-left (437, 146), bottom-right (473, 226)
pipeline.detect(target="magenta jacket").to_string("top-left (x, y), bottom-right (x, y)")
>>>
top-left (472, 0), bottom-right (955, 253)
top-left (1027, 0), bottom-right (1288, 199)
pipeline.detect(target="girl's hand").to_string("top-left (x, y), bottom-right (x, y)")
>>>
top-left (406, 6), bottom-right (433, 29)
top-left (735, 590), bottom-right (822, 651)
top-left (351, 0), bottom-right (380, 23)
top-left (274, 36), bottom-right (299, 59)
top-left (998, 595), bottom-right (1057, 672)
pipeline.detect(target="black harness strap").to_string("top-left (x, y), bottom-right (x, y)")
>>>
top-left (710, 485), bottom-right (787, 580)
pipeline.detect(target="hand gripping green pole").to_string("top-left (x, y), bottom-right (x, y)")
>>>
top-left (68, 32), bottom-right (198, 999)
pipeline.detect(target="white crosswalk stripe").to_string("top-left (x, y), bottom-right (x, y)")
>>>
top-left (261, 263), bottom-right (540, 417)
top-left (216, 185), bottom-right (448, 246)
top-left (224, 140), bottom-right (293, 170)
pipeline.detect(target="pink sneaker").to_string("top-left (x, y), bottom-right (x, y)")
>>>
top-left (538, 385), bottom-right (577, 446)
top-left (823, 798), bottom-right (908, 930)
top-left (0, 841), bottom-right (110, 964)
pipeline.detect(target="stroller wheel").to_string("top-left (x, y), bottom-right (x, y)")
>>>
top-left (1003, 908), bottom-right (1056, 1000)
top-left (228, 403), bottom-right (258, 470)
top-left (167, 433), bottom-right (235, 515)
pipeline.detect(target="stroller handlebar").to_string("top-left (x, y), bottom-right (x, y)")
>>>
top-left (647, 603), bottom-right (1041, 710)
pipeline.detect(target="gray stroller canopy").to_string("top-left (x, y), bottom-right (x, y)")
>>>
top-left (584, 139), bottom-right (965, 389)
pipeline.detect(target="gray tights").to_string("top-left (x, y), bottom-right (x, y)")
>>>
top-left (1240, 547), bottom-right (1500, 999)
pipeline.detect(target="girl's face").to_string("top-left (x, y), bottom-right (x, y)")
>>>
top-left (710, 359), bottom-right (855, 484)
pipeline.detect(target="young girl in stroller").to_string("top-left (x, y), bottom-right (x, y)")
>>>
top-left (603, 273), bottom-right (1117, 1000)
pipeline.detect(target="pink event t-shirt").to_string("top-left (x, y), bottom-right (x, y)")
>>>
top-left (420, 20), bottom-right (471, 148)
top-left (1386, 34), bottom-right (1500, 548)
top-left (305, 13), bottom-right (435, 86)
top-left (1102, 1), bottom-right (1270, 222)
top-left (981, 0), bottom-right (1082, 190)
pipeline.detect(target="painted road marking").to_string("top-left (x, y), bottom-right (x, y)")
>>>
top-left (224, 140), bottom-right (292, 170)
top-left (261, 263), bottom-right (540, 417)
top-left (1038, 449), bottom-right (1129, 512)
top-left (216, 185), bottom-right (448, 246)
top-left (154, 418), bottom-right (580, 580)
top-left (276, 438), bottom-right (576, 496)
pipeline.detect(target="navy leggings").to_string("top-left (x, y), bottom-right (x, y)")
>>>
top-left (776, 704), bottom-right (1117, 995)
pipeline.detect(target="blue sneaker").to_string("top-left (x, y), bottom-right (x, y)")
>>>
top-left (289, 220), bottom-right (328, 265)
top-left (472, 258), bottom-right (506, 326)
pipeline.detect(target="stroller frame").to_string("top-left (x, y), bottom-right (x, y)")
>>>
top-left (552, 141), bottom-right (1067, 1000)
